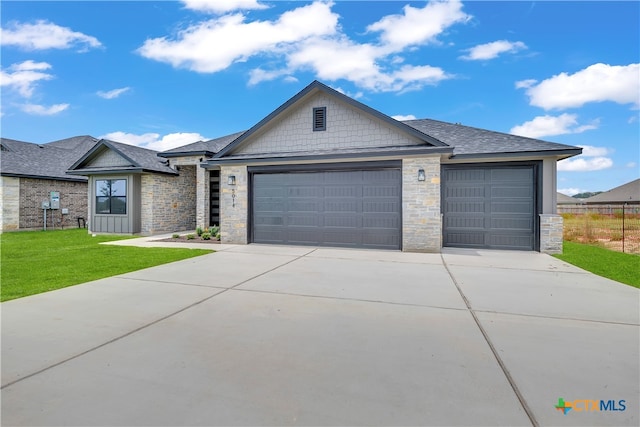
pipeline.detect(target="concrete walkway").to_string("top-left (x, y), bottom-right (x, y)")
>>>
top-left (2, 241), bottom-right (638, 426)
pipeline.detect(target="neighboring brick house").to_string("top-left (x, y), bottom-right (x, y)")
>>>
top-left (0, 136), bottom-right (97, 232)
top-left (69, 81), bottom-right (582, 253)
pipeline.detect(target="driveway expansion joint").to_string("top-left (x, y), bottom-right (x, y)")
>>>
top-left (474, 309), bottom-right (640, 327)
top-left (441, 254), bottom-right (539, 427)
top-left (1, 250), bottom-right (316, 391)
top-left (230, 287), bottom-right (469, 312)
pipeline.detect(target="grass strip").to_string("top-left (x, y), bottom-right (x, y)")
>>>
top-left (553, 241), bottom-right (639, 288)
top-left (1, 229), bottom-right (212, 301)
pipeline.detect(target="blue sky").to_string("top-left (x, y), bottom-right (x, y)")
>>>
top-left (1, 1), bottom-right (638, 195)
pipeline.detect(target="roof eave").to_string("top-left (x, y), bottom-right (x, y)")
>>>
top-left (1, 172), bottom-right (88, 182)
top-left (158, 151), bottom-right (213, 158)
top-left (449, 148), bottom-right (583, 160)
top-left (203, 146), bottom-right (453, 167)
top-left (66, 167), bottom-right (178, 176)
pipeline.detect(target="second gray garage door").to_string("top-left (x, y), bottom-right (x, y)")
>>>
top-left (442, 164), bottom-right (537, 250)
top-left (252, 168), bottom-right (401, 249)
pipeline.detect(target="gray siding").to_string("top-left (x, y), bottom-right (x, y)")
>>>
top-left (89, 174), bottom-right (139, 234)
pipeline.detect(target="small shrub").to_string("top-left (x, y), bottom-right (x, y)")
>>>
top-left (215, 232), bottom-right (221, 241)
top-left (196, 227), bottom-right (203, 236)
top-left (210, 226), bottom-right (220, 235)
top-left (560, 213), bottom-right (575, 220)
top-left (172, 234), bottom-right (180, 239)
top-left (186, 234), bottom-right (196, 240)
top-left (201, 232), bottom-right (211, 240)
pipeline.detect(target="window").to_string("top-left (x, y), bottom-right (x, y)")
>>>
top-left (313, 107), bottom-right (326, 131)
top-left (96, 179), bottom-right (127, 214)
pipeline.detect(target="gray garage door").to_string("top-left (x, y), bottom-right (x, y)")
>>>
top-left (252, 168), bottom-right (401, 249)
top-left (442, 165), bottom-right (536, 250)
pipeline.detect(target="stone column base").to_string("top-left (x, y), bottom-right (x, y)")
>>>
top-left (540, 214), bottom-right (563, 254)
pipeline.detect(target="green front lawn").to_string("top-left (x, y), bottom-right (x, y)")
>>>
top-left (553, 241), bottom-right (640, 288)
top-left (0, 229), bottom-right (213, 301)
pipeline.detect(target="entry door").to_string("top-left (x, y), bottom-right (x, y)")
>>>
top-left (442, 165), bottom-right (536, 250)
top-left (252, 168), bottom-right (401, 249)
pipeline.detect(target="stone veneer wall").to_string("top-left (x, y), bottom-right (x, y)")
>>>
top-left (219, 165), bottom-right (248, 244)
top-left (540, 214), bottom-right (563, 254)
top-left (140, 166), bottom-right (196, 235)
top-left (1, 176), bottom-right (20, 231)
top-left (17, 178), bottom-right (87, 230)
top-left (165, 156), bottom-right (210, 229)
top-left (402, 157), bottom-right (442, 252)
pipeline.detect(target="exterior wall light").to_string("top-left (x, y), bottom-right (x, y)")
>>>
top-left (228, 175), bottom-right (236, 185)
top-left (418, 169), bottom-right (426, 182)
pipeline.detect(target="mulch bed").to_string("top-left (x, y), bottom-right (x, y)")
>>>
top-left (154, 236), bottom-right (221, 244)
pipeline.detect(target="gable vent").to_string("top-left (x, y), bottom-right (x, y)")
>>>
top-left (313, 107), bottom-right (326, 131)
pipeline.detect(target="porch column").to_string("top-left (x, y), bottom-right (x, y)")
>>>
top-left (196, 166), bottom-right (210, 229)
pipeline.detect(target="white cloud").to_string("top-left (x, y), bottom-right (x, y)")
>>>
top-left (515, 79), bottom-right (536, 89)
top-left (558, 188), bottom-right (584, 197)
top-left (0, 20), bottom-right (101, 51)
top-left (392, 114), bottom-right (417, 121)
top-left (139, 0), bottom-right (468, 93)
top-left (284, 37), bottom-right (453, 92)
top-left (625, 162), bottom-right (637, 169)
top-left (510, 113), bottom-right (598, 138)
top-left (0, 60), bottom-right (53, 98)
top-left (579, 145), bottom-right (609, 157)
top-left (460, 40), bottom-right (526, 61)
top-left (558, 157), bottom-right (613, 172)
top-left (366, 0), bottom-right (469, 50)
top-left (100, 131), bottom-right (207, 151)
top-left (19, 103), bottom-right (69, 115)
top-left (182, 0), bottom-right (268, 14)
top-left (517, 63), bottom-right (640, 110)
top-left (97, 87), bottom-right (130, 99)
top-left (138, 2), bottom-right (339, 73)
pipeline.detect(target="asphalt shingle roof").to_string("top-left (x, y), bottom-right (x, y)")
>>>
top-left (584, 179), bottom-right (640, 204)
top-left (160, 131), bottom-right (246, 157)
top-left (403, 118), bottom-right (580, 157)
top-left (68, 139), bottom-right (177, 175)
top-left (1, 136), bottom-right (98, 181)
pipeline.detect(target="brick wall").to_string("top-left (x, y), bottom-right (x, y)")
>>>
top-left (1, 176), bottom-right (20, 231)
top-left (18, 178), bottom-right (87, 230)
top-left (540, 214), bottom-right (563, 254)
top-left (140, 166), bottom-right (197, 235)
top-left (219, 165), bottom-right (248, 244)
top-left (402, 157), bottom-right (442, 252)
top-left (236, 93), bottom-right (422, 155)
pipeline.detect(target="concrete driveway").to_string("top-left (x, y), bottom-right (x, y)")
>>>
top-left (2, 243), bottom-right (638, 426)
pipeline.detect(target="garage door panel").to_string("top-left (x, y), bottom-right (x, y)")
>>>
top-left (490, 217), bottom-right (533, 231)
top-left (443, 165), bottom-right (535, 250)
top-left (446, 232), bottom-right (485, 246)
top-left (491, 201), bottom-right (533, 214)
top-left (363, 214), bottom-right (400, 229)
top-left (491, 186), bottom-right (533, 198)
top-left (325, 200), bottom-right (360, 213)
top-left (445, 216), bottom-right (485, 229)
top-left (489, 234), bottom-right (533, 249)
top-left (445, 201), bottom-right (485, 214)
top-left (323, 214), bottom-right (361, 228)
top-left (252, 169), bottom-right (401, 249)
